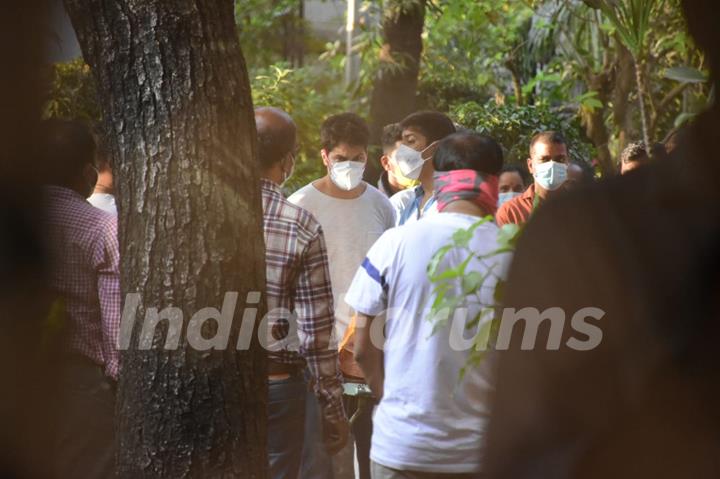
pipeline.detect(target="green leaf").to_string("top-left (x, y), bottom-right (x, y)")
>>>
top-left (427, 244), bottom-right (452, 278)
top-left (497, 223), bottom-right (521, 247)
top-left (664, 66), bottom-right (708, 84)
top-left (462, 271), bottom-right (484, 294)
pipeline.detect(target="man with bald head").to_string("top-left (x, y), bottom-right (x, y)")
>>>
top-left (256, 107), bottom-right (348, 478)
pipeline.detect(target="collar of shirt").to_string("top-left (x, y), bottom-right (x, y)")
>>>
top-left (261, 178), bottom-right (283, 196)
top-left (44, 184), bottom-right (88, 204)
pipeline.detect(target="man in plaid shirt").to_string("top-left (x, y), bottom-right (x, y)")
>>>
top-left (256, 107), bottom-right (348, 478)
top-left (41, 120), bottom-right (121, 479)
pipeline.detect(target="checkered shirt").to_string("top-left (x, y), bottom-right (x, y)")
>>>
top-left (261, 179), bottom-right (344, 420)
top-left (44, 186), bottom-right (121, 379)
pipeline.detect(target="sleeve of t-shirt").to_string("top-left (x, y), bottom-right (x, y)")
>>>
top-left (287, 184), bottom-right (312, 207)
top-left (345, 229), bottom-right (396, 316)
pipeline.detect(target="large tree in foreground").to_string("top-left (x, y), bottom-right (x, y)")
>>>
top-left (64, 1), bottom-right (268, 477)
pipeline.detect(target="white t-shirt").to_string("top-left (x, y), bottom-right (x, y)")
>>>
top-left (87, 192), bottom-right (117, 215)
top-left (288, 181), bottom-right (396, 341)
top-left (345, 213), bottom-right (511, 473)
top-left (389, 185), bottom-right (438, 226)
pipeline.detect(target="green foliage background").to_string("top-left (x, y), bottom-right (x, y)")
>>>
top-left (46, 0), bottom-right (709, 186)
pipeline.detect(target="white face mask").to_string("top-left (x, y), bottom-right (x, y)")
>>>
top-left (330, 160), bottom-right (365, 191)
top-left (533, 160), bottom-right (568, 191)
top-left (393, 143), bottom-right (431, 180)
top-left (497, 191), bottom-right (521, 207)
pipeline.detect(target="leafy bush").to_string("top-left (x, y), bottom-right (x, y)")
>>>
top-left (251, 62), bottom-right (362, 193)
top-left (43, 58), bottom-right (100, 121)
top-left (450, 100), bottom-right (595, 165)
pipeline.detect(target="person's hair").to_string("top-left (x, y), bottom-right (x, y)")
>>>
top-left (400, 111), bottom-right (456, 145)
top-left (529, 131), bottom-right (566, 156)
top-left (500, 164), bottom-right (529, 185)
top-left (433, 132), bottom-right (503, 175)
top-left (664, 125), bottom-right (690, 155)
top-left (40, 119), bottom-right (96, 185)
top-left (255, 107), bottom-right (297, 170)
top-left (381, 123), bottom-right (402, 154)
top-left (320, 112), bottom-right (369, 152)
top-left (620, 141), bottom-right (649, 164)
top-left (92, 124), bottom-right (112, 172)
top-left (620, 141), bottom-right (665, 164)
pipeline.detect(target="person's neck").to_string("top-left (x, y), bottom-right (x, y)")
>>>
top-left (419, 167), bottom-right (434, 193)
top-left (441, 200), bottom-right (489, 217)
top-left (262, 167), bottom-right (283, 186)
top-left (385, 173), bottom-right (402, 195)
top-left (535, 184), bottom-right (550, 200)
top-left (314, 175), bottom-right (365, 199)
top-left (93, 183), bottom-right (113, 195)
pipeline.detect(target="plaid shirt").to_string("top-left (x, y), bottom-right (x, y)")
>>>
top-left (44, 186), bottom-right (121, 379)
top-left (261, 179), bottom-right (344, 420)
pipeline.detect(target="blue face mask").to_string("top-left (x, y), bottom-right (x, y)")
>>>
top-left (497, 191), bottom-right (521, 207)
top-left (533, 161), bottom-right (568, 191)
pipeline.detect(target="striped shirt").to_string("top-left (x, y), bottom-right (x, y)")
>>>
top-left (44, 185), bottom-right (121, 379)
top-left (261, 179), bottom-right (344, 420)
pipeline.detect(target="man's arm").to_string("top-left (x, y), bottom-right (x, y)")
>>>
top-left (295, 227), bottom-right (348, 454)
top-left (93, 216), bottom-right (121, 380)
top-left (354, 312), bottom-right (384, 399)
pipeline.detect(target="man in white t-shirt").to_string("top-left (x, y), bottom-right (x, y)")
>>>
top-left (389, 111), bottom-right (456, 226)
top-left (346, 131), bottom-right (510, 478)
top-left (289, 112), bottom-right (395, 479)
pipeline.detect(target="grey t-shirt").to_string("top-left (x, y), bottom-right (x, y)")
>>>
top-left (288, 181), bottom-right (396, 340)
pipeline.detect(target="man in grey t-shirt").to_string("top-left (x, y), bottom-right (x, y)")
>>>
top-left (289, 112), bottom-right (395, 479)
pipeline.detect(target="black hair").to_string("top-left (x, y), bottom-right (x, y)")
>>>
top-left (620, 141), bottom-right (666, 165)
top-left (400, 111), bottom-right (456, 144)
top-left (529, 131), bottom-right (566, 155)
top-left (500, 164), bottom-right (530, 185)
top-left (40, 119), bottom-right (96, 185)
top-left (320, 112), bottom-right (369, 152)
top-left (433, 132), bottom-right (503, 175)
top-left (255, 107), bottom-right (297, 170)
top-left (381, 123), bottom-right (402, 154)
top-left (92, 124), bottom-right (112, 171)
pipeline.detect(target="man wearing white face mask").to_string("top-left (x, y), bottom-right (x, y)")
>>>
top-left (288, 112), bottom-right (395, 479)
top-left (496, 131), bottom-right (569, 227)
top-left (389, 111), bottom-right (457, 226)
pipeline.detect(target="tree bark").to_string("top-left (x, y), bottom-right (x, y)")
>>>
top-left (63, 1), bottom-right (268, 477)
top-left (368, 0), bottom-right (425, 144)
top-left (612, 44), bottom-right (635, 152)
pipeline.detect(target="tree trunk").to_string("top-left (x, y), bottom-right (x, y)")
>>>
top-left (634, 56), bottom-right (653, 151)
top-left (368, 0), bottom-right (425, 144)
top-left (612, 44), bottom-right (635, 152)
top-left (63, 1), bottom-right (268, 477)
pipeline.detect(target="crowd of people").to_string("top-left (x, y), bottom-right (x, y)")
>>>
top-left (41, 101), bottom-right (679, 479)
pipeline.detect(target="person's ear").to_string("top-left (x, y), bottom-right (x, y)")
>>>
top-left (527, 157), bottom-right (534, 175)
top-left (380, 155), bottom-right (390, 171)
top-left (321, 149), bottom-right (330, 168)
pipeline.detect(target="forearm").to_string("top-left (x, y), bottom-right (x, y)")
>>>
top-left (354, 313), bottom-right (384, 399)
